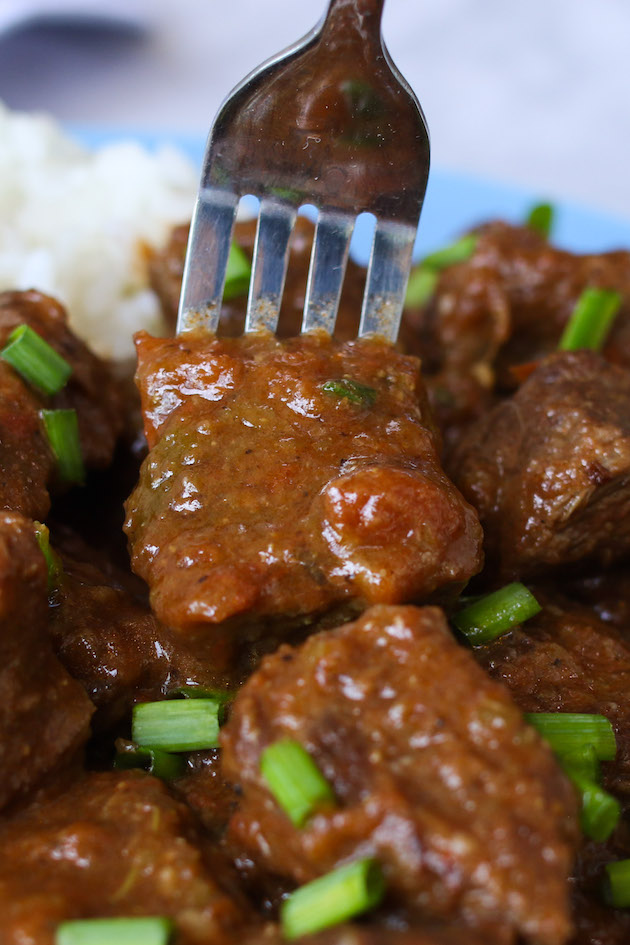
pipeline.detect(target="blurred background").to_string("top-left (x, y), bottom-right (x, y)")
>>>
top-left (1, 0), bottom-right (629, 220)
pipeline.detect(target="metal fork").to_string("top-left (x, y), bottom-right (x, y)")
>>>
top-left (177, 0), bottom-right (430, 342)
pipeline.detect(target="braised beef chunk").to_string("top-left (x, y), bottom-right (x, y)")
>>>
top-left (49, 544), bottom-right (240, 728)
top-left (410, 221), bottom-right (630, 389)
top-left (221, 604), bottom-right (577, 945)
top-left (476, 596), bottom-right (630, 799)
top-left (569, 827), bottom-right (630, 945)
top-left (239, 921), bottom-right (514, 945)
top-left (448, 351), bottom-right (630, 578)
top-left (0, 512), bottom-right (93, 811)
top-left (0, 360), bottom-right (55, 517)
top-left (125, 332), bottom-right (482, 632)
top-left (0, 291), bottom-right (125, 468)
top-left (0, 771), bottom-right (248, 945)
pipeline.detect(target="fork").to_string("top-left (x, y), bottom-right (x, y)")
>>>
top-left (177, 0), bottom-right (430, 342)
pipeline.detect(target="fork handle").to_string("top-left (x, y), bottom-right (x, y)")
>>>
top-left (321, 0), bottom-right (386, 47)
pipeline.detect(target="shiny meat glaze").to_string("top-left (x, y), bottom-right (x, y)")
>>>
top-left (448, 351), bottom-right (630, 578)
top-left (125, 331), bottom-right (482, 631)
top-left (221, 604), bottom-right (578, 945)
top-left (0, 771), bottom-right (248, 945)
top-left (1, 217), bottom-right (630, 943)
top-left (0, 512), bottom-right (93, 812)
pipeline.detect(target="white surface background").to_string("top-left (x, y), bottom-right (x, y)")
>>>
top-left (1, 0), bottom-right (629, 219)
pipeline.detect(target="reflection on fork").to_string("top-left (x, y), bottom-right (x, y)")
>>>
top-left (178, 0), bottom-right (430, 343)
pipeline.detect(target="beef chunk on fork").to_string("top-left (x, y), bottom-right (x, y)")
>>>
top-left (0, 512), bottom-right (93, 811)
top-left (125, 332), bottom-right (482, 633)
top-left (221, 604), bottom-right (577, 945)
top-left (0, 771), bottom-right (249, 945)
top-left (448, 351), bottom-right (630, 578)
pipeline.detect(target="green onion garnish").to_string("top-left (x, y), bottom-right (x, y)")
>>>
top-left (261, 739), bottom-right (335, 827)
top-left (40, 408), bottom-right (84, 484)
top-left (223, 243), bottom-right (251, 301)
top-left (33, 521), bottom-right (63, 591)
top-left (421, 233), bottom-right (478, 270)
top-left (55, 917), bottom-right (172, 945)
top-left (558, 287), bottom-right (622, 352)
top-left (452, 582), bottom-right (541, 645)
top-left (525, 713), bottom-right (617, 761)
top-left (322, 378), bottom-right (377, 406)
top-left (132, 699), bottom-right (221, 752)
top-left (168, 685), bottom-right (234, 703)
top-left (280, 858), bottom-right (385, 940)
top-left (404, 267), bottom-right (438, 307)
top-left (1, 324), bottom-right (72, 395)
top-left (559, 744), bottom-right (600, 783)
top-left (604, 859), bottom-right (630, 908)
top-left (113, 739), bottom-right (185, 780)
top-left (565, 768), bottom-right (620, 842)
top-left (526, 202), bottom-right (554, 239)
top-left (404, 234), bottom-right (478, 307)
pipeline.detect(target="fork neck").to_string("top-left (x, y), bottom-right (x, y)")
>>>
top-left (320, 0), bottom-right (386, 50)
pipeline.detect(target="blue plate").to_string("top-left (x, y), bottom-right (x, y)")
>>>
top-left (71, 126), bottom-right (630, 266)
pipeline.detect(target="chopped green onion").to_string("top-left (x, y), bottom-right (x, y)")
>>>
top-left (1, 324), bottom-right (72, 395)
top-left (223, 243), bottom-right (251, 301)
top-left (40, 409), bottom-right (84, 484)
top-left (566, 768), bottom-right (620, 842)
top-left (168, 685), bottom-right (234, 704)
top-left (261, 739), bottom-right (336, 827)
top-left (559, 744), bottom-right (600, 784)
top-left (404, 234), bottom-right (478, 308)
top-left (558, 287), bottom-right (622, 352)
top-left (404, 267), bottom-right (438, 307)
top-left (452, 582), bottom-right (541, 645)
top-left (422, 233), bottom-right (478, 271)
top-left (322, 378), bottom-right (377, 406)
top-left (280, 858), bottom-right (385, 940)
top-left (132, 699), bottom-right (221, 752)
top-left (55, 916), bottom-right (172, 945)
top-left (114, 739), bottom-right (185, 780)
top-left (33, 521), bottom-right (63, 591)
top-left (525, 713), bottom-right (617, 761)
top-left (604, 859), bottom-right (630, 908)
top-left (526, 202), bottom-right (554, 239)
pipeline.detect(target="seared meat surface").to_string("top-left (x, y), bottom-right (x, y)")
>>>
top-left (221, 604), bottom-right (577, 945)
top-left (0, 512), bottom-right (93, 811)
top-left (125, 331), bottom-right (482, 632)
top-left (4, 215), bottom-right (630, 945)
top-left (0, 771), bottom-right (248, 945)
top-left (449, 351), bottom-right (630, 578)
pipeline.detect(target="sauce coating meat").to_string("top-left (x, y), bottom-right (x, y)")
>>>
top-left (0, 512), bottom-right (93, 812)
top-left (448, 350), bottom-right (630, 577)
top-left (5, 213), bottom-right (630, 945)
top-left (221, 604), bottom-right (578, 945)
top-left (125, 331), bottom-right (482, 632)
top-left (0, 771), bottom-right (248, 945)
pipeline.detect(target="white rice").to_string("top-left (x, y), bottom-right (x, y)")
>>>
top-left (0, 102), bottom-right (198, 360)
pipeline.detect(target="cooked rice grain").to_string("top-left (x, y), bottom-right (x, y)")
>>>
top-left (0, 102), bottom-right (197, 360)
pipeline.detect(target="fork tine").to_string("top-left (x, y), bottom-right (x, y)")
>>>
top-left (301, 210), bottom-right (354, 335)
top-left (244, 199), bottom-right (297, 333)
top-left (358, 220), bottom-right (417, 342)
top-left (177, 189), bottom-right (239, 334)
